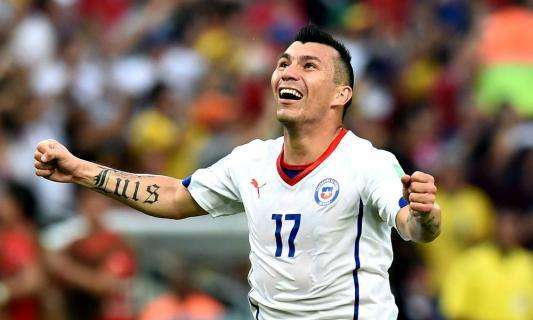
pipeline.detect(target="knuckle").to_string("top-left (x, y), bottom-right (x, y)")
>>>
top-left (44, 139), bottom-right (58, 148)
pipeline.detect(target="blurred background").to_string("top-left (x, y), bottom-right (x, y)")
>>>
top-left (0, 0), bottom-right (532, 319)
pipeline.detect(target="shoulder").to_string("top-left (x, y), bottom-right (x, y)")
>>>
top-left (229, 137), bottom-right (283, 162)
top-left (343, 130), bottom-right (400, 166)
top-left (1, 226), bottom-right (36, 248)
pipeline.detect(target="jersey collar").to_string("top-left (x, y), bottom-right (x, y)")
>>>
top-left (276, 128), bottom-right (348, 186)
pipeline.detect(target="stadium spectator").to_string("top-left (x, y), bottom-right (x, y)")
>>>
top-left (129, 83), bottom-right (184, 174)
top-left (420, 154), bottom-right (495, 294)
top-left (45, 189), bottom-right (136, 320)
top-left (139, 259), bottom-right (226, 320)
top-left (474, 1), bottom-right (533, 117)
top-left (440, 210), bottom-right (533, 320)
top-left (0, 182), bottom-right (45, 320)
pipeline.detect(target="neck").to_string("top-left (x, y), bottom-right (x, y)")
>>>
top-left (85, 215), bottom-right (103, 232)
top-left (282, 122), bottom-right (343, 165)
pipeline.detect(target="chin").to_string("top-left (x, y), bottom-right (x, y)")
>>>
top-left (276, 108), bottom-right (300, 124)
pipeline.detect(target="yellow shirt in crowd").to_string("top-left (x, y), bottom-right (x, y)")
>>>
top-left (420, 186), bottom-right (494, 292)
top-left (441, 243), bottom-right (533, 320)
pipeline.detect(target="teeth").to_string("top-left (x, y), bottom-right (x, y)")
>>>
top-left (280, 88), bottom-right (302, 98)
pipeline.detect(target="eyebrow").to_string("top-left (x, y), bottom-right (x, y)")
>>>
top-left (299, 55), bottom-right (322, 63)
top-left (277, 53), bottom-right (290, 61)
top-left (277, 53), bottom-right (322, 63)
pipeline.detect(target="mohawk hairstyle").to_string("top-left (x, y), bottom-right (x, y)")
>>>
top-left (293, 24), bottom-right (354, 119)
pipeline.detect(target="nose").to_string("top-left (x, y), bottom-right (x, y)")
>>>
top-left (281, 63), bottom-right (298, 81)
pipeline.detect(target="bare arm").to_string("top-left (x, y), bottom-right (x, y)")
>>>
top-left (75, 161), bottom-right (205, 219)
top-left (0, 263), bottom-right (45, 301)
top-left (396, 202), bottom-right (441, 243)
top-left (34, 139), bottom-right (205, 220)
top-left (46, 252), bottom-right (122, 296)
top-left (396, 171), bottom-right (441, 243)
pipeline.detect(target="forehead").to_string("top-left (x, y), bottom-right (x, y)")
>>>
top-left (282, 41), bottom-right (339, 64)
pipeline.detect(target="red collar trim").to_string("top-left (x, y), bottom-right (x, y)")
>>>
top-left (280, 157), bottom-right (311, 171)
top-left (277, 128), bottom-right (348, 186)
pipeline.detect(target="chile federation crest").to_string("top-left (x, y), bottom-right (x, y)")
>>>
top-left (314, 178), bottom-right (340, 206)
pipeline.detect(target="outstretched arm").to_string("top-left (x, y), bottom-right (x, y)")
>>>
top-left (34, 139), bottom-right (205, 220)
top-left (396, 171), bottom-right (441, 243)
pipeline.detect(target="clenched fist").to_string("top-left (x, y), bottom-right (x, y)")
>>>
top-left (34, 139), bottom-right (82, 183)
top-left (401, 171), bottom-right (437, 216)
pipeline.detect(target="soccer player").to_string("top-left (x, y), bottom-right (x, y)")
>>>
top-left (34, 25), bottom-right (441, 319)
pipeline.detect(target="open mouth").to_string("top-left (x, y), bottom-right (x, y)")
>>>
top-left (278, 88), bottom-right (303, 101)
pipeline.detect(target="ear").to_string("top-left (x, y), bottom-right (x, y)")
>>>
top-left (331, 85), bottom-right (352, 108)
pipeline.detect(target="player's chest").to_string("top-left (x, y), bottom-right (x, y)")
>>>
top-left (239, 164), bottom-right (360, 221)
top-left (238, 165), bottom-right (361, 257)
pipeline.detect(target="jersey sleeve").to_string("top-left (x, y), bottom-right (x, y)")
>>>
top-left (361, 149), bottom-right (408, 239)
top-left (185, 148), bottom-right (245, 218)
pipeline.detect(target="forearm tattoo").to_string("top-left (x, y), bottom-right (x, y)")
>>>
top-left (418, 215), bottom-right (439, 236)
top-left (408, 211), bottom-right (440, 236)
top-left (93, 167), bottom-right (160, 204)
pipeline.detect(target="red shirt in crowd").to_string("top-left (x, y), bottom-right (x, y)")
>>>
top-left (0, 226), bottom-right (40, 320)
top-left (65, 230), bottom-right (136, 320)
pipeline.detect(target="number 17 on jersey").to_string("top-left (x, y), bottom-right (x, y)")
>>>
top-left (271, 213), bottom-right (301, 258)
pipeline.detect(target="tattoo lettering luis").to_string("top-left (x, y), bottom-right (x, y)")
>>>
top-left (94, 169), bottom-right (111, 192)
top-left (144, 184), bottom-right (160, 204)
top-left (93, 168), bottom-right (160, 204)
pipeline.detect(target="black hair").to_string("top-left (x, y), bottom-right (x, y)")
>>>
top-left (293, 24), bottom-right (354, 119)
top-left (4, 181), bottom-right (38, 223)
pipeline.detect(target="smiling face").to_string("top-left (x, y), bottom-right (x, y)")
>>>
top-left (271, 41), bottom-right (351, 126)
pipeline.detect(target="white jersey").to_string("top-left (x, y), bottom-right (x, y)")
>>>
top-left (186, 129), bottom-right (408, 320)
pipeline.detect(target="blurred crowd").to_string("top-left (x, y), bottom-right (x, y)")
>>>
top-left (0, 0), bottom-right (532, 319)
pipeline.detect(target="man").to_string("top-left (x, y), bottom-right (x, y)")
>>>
top-left (34, 25), bottom-right (441, 319)
top-left (441, 210), bottom-right (532, 320)
top-left (0, 182), bottom-right (44, 320)
top-left (45, 189), bottom-right (136, 320)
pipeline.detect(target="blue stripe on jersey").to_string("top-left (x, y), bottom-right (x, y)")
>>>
top-left (249, 298), bottom-right (260, 320)
top-left (181, 176), bottom-right (191, 188)
top-left (353, 199), bottom-right (364, 320)
top-left (399, 197), bottom-right (408, 208)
